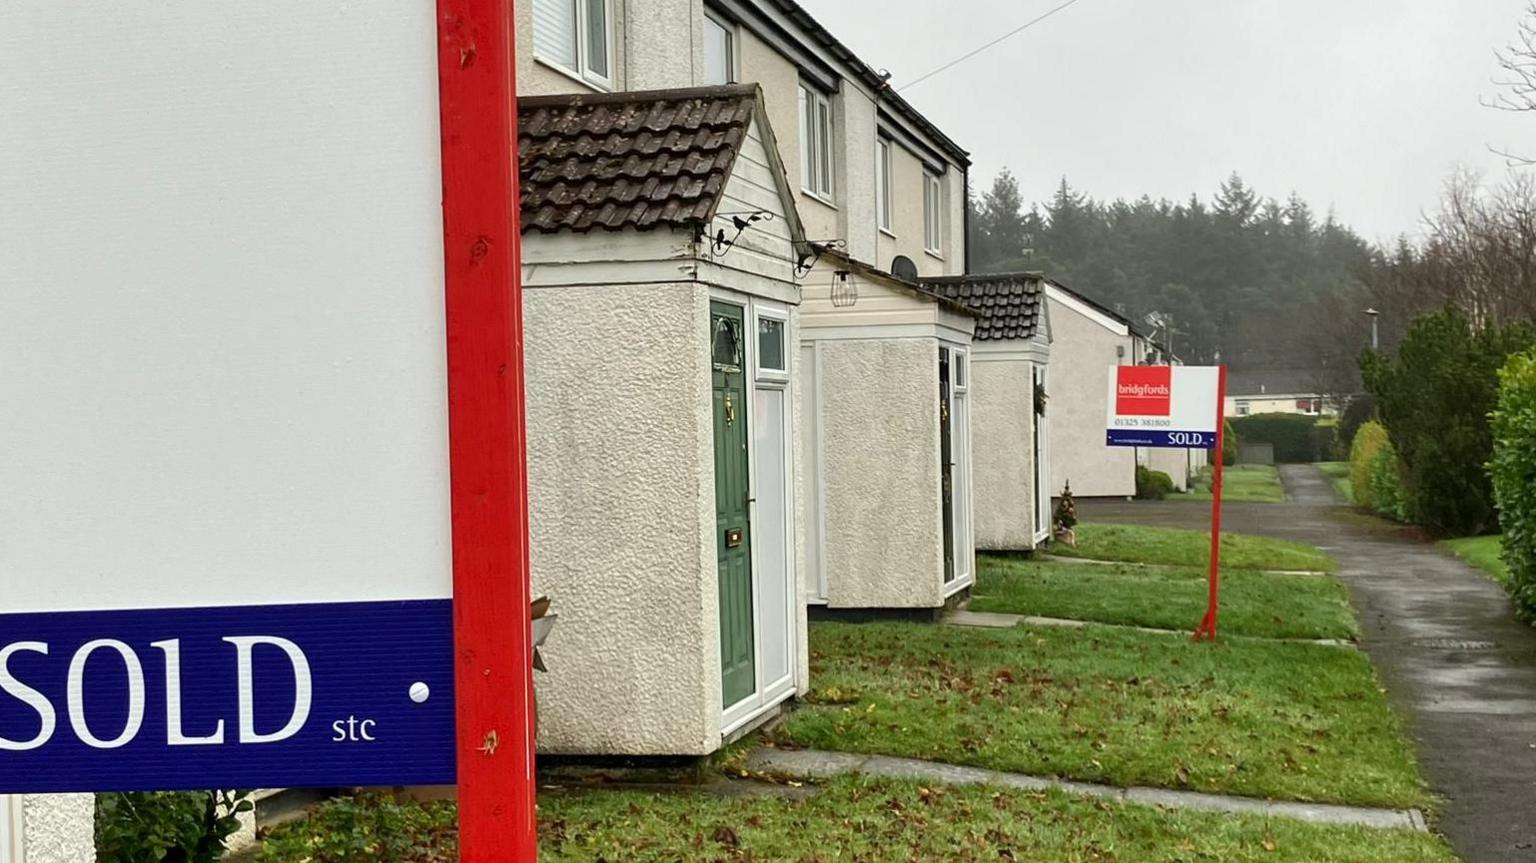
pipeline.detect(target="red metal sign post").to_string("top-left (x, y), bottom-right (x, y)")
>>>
top-left (436, 0), bottom-right (539, 859)
top-left (1192, 365), bottom-right (1228, 642)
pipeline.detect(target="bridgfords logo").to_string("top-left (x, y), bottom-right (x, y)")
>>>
top-left (1115, 366), bottom-right (1172, 416)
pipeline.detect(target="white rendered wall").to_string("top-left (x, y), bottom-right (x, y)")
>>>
top-left (523, 281), bottom-right (721, 755)
top-left (817, 338), bottom-right (945, 609)
top-left (971, 356), bottom-right (1040, 550)
top-left (1146, 448), bottom-right (1194, 492)
top-left (1045, 297), bottom-right (1137, 498)
top-left (11, 796), bottom-right (93, 863)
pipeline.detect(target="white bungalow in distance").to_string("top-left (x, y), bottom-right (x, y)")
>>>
top-left (518, 85), bottom-right (810, 754)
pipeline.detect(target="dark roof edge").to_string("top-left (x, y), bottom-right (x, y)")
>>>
top-left (758, 0), bottom-right (971, 167)
top-left (1041, 275), bottom-right (1152, 338)
top-left (517, 83), bottom-right (759, 110)
top-left (815, 245), bottom-right (978, 318)
top-left (921, 271), bottom-right (1044, 285)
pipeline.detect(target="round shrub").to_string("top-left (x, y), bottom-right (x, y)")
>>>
top-left (1135, 465), bottom-right (1176, 500)
top-left (1349, 421), bottom-right (1390, 511)
top-left (1491, 348), bottom-right (1536, 620)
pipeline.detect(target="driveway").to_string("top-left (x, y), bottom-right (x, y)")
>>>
top-left (1079, 466), bottom-right (1536, 862)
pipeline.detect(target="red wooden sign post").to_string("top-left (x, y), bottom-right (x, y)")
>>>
top-left (1192, 366), bottom-right (1228, 642)
top-left (436, 0), bottom-right (539, 859)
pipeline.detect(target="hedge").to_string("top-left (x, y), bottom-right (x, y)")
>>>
top-left (1230, 413), bottom-right (1319, 463)
top-left (1491, 348), bottom-right (1536, 619)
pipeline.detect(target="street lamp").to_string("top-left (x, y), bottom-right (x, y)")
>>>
top-left (1364, 307), bottom-right (1380, 350)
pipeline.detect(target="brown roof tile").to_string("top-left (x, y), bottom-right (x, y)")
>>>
top-left (518, 85), bottom-right (760, 234)
top-left (922, 273), bottom-right (1045, 341)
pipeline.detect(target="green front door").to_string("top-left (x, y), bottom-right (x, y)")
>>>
top-left (712, 302), bottom-right (756, 708)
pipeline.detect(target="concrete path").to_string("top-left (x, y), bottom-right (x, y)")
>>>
top-left (943, 608), bottom-right (1356, 647)
top-left (747, 747), bottom-right (1427, 832)
top-left (1078, 466), bottom-right (1536, 862)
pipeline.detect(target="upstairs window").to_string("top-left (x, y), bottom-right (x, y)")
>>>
top-left (923, 170), bottom-right (943, 255)
top-left (799, 85), bottom-right (834, 202)
top-left (533, 0), bottom-right (613, 89)
top-left (876, 138), bottom-right (892, 233)
top-left (703, 13), bottom-right (735, 85)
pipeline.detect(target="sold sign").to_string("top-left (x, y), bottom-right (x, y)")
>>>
top-left (1105, 366), bottom-right (1221, 449)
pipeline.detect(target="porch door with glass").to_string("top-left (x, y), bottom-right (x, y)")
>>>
top-left (712, 302), bottom-right (755, 708)
top-left (939, 347), bottom-right (955, 584)
top-left (948, 348), bottom-right (972, 586)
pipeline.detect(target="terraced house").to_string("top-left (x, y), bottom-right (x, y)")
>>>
top-left (514, 0), bottom-right (998, 756)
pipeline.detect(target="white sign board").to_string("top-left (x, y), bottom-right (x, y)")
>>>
top-left (1, 1), bottom-right (458, 790)
top-left (1105, 366), bottom-right (1222, 449)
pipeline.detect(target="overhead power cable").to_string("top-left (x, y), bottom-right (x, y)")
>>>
top-left (898, 0), bottom-right (1088, 92)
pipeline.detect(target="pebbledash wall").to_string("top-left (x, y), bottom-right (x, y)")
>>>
top-left (970, 347), bottom-right (1050, 549)
top-left (1, 796), bottom-right (93, 863)
top-left (799, 269), bottom-right (976, 608)
top-left (518, 94), bottom-right (811, 754)
top-left (816, 337), bottom-right (945, 608)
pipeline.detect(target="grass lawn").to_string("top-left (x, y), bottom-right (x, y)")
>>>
top-left (257, 782), bottom-right (1457, 863)
top-left (970, 556), bottom-right (1357, 640)
top-left (1316, 462), bottom-right (1353, 502)
top-left (1052, 523), bottom-right (1337, 572)
top-left (777, 622), bottom-right (1429, 810)
top-left (1440, 535), bottom-right (1510, 587)
top-left (1177, 464), bottom-right (1286, 502)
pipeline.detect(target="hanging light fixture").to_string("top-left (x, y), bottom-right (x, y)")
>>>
top-left (830, 269), bottom-right (857, 308)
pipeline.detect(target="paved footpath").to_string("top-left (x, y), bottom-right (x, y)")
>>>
top-left (1079, 465), bottom-right (1536, 862)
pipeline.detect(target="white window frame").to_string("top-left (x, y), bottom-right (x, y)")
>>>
top-left (942, 343), bottom-right (973, 596)
top-left (923, 170), bottom-right (944, 256)
top-left (754, 307), bottom-right (790, 383)
top-left (533, 0), bottom-right (616, 91)
top-left (876, 138), bottom-right (893, 235)
top-left (702, 11), bottom-right (738, 85)
top-left (799, 85), bottom-right (835, 204)
top-left (0, 796), bottom-right (20, 863)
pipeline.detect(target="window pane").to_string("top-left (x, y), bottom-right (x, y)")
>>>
top-left (584, 0), bottom-right (608, 78)
top-left (533, 0), bottom-right (578, 71)
top-left (758, 318), bottom-right (786, 372)
top-left (817, 99), bottom-right (832, 196)
top-left (703, 16), bottom-right (731, 84)
top-left (877, 141), bottom-right (891, 229)
top-left (800, 87), bottom-right (813, 190)
top-left (923, 173), bottom-right (935, 249)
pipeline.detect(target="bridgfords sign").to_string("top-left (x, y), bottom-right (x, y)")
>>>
top-left (0, 8), bottom-right (537, 855)
top-left (1105, 366), bottom-right (1223, 449)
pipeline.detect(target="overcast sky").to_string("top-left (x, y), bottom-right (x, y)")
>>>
top-left (798, 0), bottom-right (1536, 244)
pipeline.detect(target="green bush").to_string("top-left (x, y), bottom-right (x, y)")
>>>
top-left (1337, 394), bottom-right (1376, 454)
top-left (1135, 465), bottom-right (1176, 500)
top-left (1230, 413), bottom-right (1320, 463)
top-left (96, 791), bottom-right (251, 863)
top-left (1349, 421), bottom-right (1390, 511)
top-left (1491, 348), bottom-right (1536, 619)
top-left (1367, 440), bottom-right (1411, 523)
top-left (1310, 421), bottom-right (1339, 462)
top-left (1362, 305), bottom-right (1536, 536)
top-left (1221, 419), bottom-right (1239, 466)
